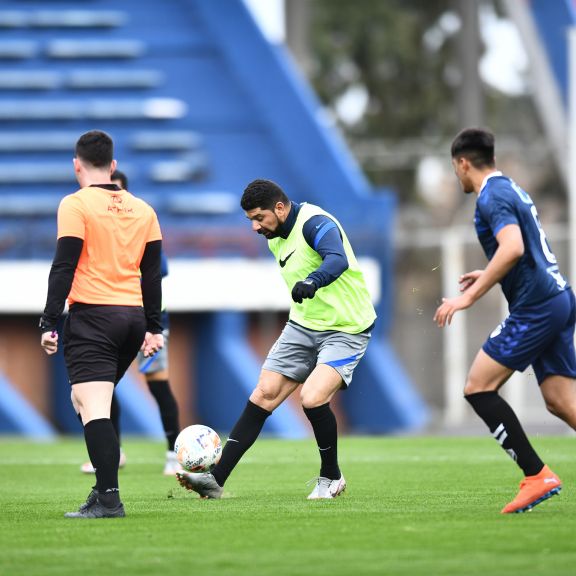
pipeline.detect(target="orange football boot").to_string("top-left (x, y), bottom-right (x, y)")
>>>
top-left (501, 465), bottom-right (562, 514)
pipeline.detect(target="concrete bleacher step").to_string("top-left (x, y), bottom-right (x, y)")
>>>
top-left (46, 39), bottom-right (144, 59)
top-left (0, 164), bottom-right (73, 184)
top-left (150, 155), bottom-right (208, 183)
top-left (0, 131), bottom-right (204, 153)
top-left (166, 192), bottom-right (237, 215)
top-left (0, 9), bottom-right (126, 29)
top-left (67, 69), bottom-right (163, 89)
top-left (0, 40), bottom-right (37, 59)
top-left (0, 194), bottom-right (63, 216)
top-left (0, 98), bottom-right (187, 120)
top-left (131, 131), bottom-right (203, 151)
top-left (0, 71), bottom-right (60, 90)
top-left (0, 69), bottom-right (164, 91)
top-left (0, 132), bottom-right (78, 152)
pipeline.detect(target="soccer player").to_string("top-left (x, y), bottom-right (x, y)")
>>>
top-left (434, 127), bottom-right (576, 513)
top-left (80, 169), bottom-right (182, 476)
top-left (40, 130), bottom-right (164, 518)
top-left (176, 178), bottom-right (376, 499)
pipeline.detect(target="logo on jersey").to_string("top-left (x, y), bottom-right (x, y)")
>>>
top-left (107, 195), bottom-right (133, 214)
top-left (279, 250), bottom-right (295, 268)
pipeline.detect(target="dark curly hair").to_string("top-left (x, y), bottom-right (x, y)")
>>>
top-left (241, 179), bottom-right (290, 211)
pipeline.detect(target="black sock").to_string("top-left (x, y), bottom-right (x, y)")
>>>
top-left (84, 418), bottom-right (121, 504)
top-left (303, 403), bottom-right (341, 480)
top-left (465, 391), bottom-right (544, 476)
top-left (110, 393), bottom-right (121, 445)
top-left (147, 380), bottom-right (180, 451)
top-left (211, 400), bottom-right (271, 487)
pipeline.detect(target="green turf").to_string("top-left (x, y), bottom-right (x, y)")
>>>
top-left (0, 436), bottom-right (575, 576)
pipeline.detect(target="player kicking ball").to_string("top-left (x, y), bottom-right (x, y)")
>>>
top-left (434, 128), bottom-right (576, 513)
top-left (177, 179), bottom-right (376, 500)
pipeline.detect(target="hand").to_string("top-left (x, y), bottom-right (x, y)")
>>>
top-left (141, 332), bottom-right (164, 357)
top-left (433, 293), bottom-right (474, 327)
top-left (291, 280), bottom-right (317, 303)
top-left (459, 270), bottom-right (483, 292)
top-left (41, 330), bottom-right (58, 355)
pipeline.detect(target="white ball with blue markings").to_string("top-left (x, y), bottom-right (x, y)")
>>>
top-left (175, 424), bottom-right (222, 473)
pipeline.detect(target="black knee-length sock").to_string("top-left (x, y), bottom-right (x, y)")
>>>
top-left (211, 400), bottom-right (271, 487)
top-left (465, 391), bottom-right (544, 476)
top-left (147, 379), bottom-right (180, 451)
top-left (303, 403), bottom-right (341, 480)
top-left (110, 393), bottom-right (121, 445)
top-left (84, 418), bottom-right (121, 506)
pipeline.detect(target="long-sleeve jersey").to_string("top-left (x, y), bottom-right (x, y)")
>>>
top-left (277, 202), bottom-right (349, 288)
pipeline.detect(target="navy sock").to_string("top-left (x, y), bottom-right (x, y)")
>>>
top-left (211, 400), bottom-right (271, 487)
top-left (303, 403), bottom-right (341, 480)
top-left (465, 391), bottom-right (544, 476)
top-left (147, 379), bottom-right (180, 451)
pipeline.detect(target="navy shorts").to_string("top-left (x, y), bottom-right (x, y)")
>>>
top-left (482, 289), bottom-right (576, 383)
top-left (63, 304), bottom-right (146, 385)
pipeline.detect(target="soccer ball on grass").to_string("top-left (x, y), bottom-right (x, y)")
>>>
top-left (174, 424), bottom-right (222, 473)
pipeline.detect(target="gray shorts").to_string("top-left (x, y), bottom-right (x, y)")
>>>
top-left (137, 329), bottom-right (169, 374)
top-left (263, 322), bottom-right (371, 387)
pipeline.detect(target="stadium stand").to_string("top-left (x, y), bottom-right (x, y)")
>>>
top-left (0, 0), bottom-right (431, 437)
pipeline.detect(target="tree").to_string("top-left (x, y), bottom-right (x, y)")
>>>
top-left (306, 1), bottom-right (554, 206)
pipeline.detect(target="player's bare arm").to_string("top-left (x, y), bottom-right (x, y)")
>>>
top-left (434, 224), bottom-right (524, 327)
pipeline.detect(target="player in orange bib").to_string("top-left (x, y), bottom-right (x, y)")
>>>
top-left (40, 130), bottom-right (164, 519)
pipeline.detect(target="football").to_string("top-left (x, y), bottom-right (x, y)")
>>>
top-left (174, 424), bottom-right (222, 473)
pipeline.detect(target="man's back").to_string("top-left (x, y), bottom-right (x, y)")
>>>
top-left (58, 185), bottom-right (162, 306)
top-left (475, 175), bottom-right (567, 309)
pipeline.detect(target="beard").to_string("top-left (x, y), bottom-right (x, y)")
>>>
top-left (258, 229), bottom-right (278, 239)
top-left (257, 215), bottom-right (282, 239)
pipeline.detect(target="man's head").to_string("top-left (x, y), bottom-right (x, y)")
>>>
top-left (73, 130), bottom-right (116, 184)
top-left (450, 128), bottom-right (496, 194)
top-left (241, 179), bottom-right (291, 239)
top-left (75, 130), bottom-right (114, 167)
top-left (111, 169), bottom-right (128, 190)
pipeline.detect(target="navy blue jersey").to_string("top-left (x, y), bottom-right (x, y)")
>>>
top-left (475, 175), bottom-right (568, 310)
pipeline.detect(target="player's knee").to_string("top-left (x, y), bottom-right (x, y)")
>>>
top-left (544, 399), bottom-right (560, 417)
top-left (250, 385), bottom-right (279, 408)
top-left (463, 378), bottom-right (481, 396)
top-left (300, 388), bottom-right (325, 409)
top-left (463, 374), bottom-right (499, 396)
top-left (543, 395), bottom-right (572, 420)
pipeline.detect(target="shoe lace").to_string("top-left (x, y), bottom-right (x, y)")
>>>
top-left (306, 477), bottom-right (331, 488)
top-left (79, 487), bottom-right (98, 511)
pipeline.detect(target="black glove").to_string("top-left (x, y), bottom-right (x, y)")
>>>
top-left (291, 279), bottom-right (317, 303)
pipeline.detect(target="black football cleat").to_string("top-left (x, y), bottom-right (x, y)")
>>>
top-left (65, 498), bottom-right (125, 519)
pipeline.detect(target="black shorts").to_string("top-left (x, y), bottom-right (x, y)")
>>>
top-left (63, 304), bottom-right (147, 385)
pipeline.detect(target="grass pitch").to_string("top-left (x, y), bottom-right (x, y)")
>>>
top-left (1, 436), bottom-right (575, 576)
